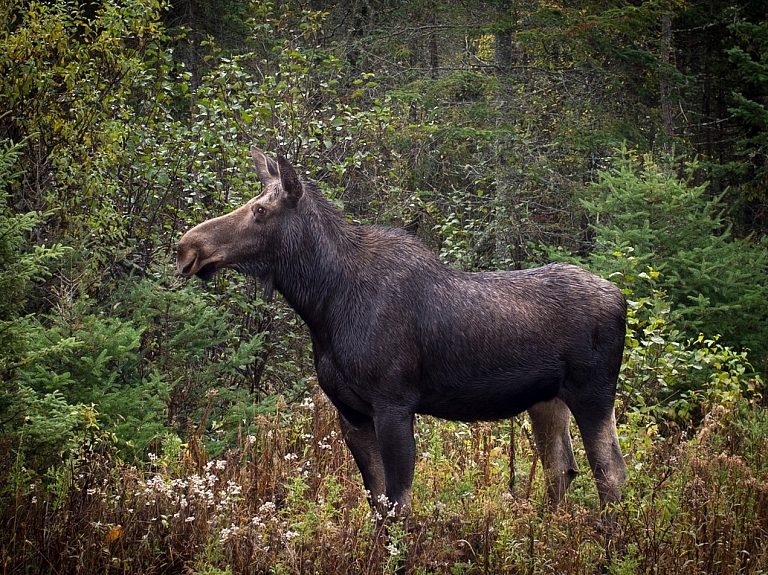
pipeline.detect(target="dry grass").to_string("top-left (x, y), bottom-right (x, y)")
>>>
top-left (2, 392), bottom-right (767, 574)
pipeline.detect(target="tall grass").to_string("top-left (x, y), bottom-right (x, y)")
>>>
top-left (2, 389), bottom-right (767, 574)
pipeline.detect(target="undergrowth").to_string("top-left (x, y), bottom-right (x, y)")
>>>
top-left (2, 386), bottom-right (766, 574)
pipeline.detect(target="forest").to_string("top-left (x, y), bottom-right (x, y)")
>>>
top-left (1, 0), bottom-right (767, 572)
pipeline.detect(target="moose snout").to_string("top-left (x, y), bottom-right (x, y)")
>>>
top-left (176, 232), bottom-right (223, 281)
top-left (176, 249), bottom-right (198, 277)
top-left (176, 231), bottom-right (207, 277)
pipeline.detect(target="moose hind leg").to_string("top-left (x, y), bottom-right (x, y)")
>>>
top-left (528, 398), bottom-right (579, 507)
top-left (338, 412), bottom-right (387, 508)
top-left (571, 403), bottom-right (626, 511)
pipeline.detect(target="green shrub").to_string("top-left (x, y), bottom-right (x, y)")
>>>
top-left (0, 138), bottom-right (85, 473)
top-left (575, 148), bottom-right (768, 369)
top-left (598, 251), bottom-right (763, 431)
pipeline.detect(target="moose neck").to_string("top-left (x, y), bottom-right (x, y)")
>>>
top-left (271, 187), bottom-right (359, 332)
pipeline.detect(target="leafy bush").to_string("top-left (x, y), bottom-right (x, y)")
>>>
top-left (0, 138), bottom-right (88, 473)
top-left (577, 148), bottom-right (768, 368)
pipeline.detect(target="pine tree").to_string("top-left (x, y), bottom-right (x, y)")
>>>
top-left (727, 19), bottom-right (768, 202)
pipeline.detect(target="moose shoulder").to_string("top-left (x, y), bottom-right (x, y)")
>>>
top-left (177, 147), bottom-right (627, 520)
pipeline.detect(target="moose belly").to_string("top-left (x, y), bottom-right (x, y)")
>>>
top-left (416, 365), bottom-right (564, 422)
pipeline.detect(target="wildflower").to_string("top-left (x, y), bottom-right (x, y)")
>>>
top-left (219, 524), bottom-right (239, 543)
top-left (185, 516), bottom-right (195, 523)
top-left (284, 530), bottom-right (299, 541)
top-left (246, 435), bottom-right (257, 445)
top-left (171, 478), bottom-right (187, 490)
top-left (385, 542), bottom-right (400, 556)
top-left (283, 453), bottom-right (298, 461)
top-left (259, 501), bottom-right (276, 514)
top-left (300, 397), bottom-right (314, 409)
top-left (225, 480), bottom-right (242, 495)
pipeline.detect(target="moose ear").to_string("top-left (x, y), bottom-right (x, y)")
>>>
top-left (276, 155), bottom-right (303, 208)
top-left (250, 146), bottom-right (280, 187)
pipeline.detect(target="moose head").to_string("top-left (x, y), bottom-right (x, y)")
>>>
top-left (176, 147), bottom-right (305, 297)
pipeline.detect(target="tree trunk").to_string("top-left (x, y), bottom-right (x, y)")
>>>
top-left (660, 6), bottom-right (675, 139)
top-left (429, 1), bottom-right (438, 78)
top-left (494, 1), bottom-right (513, 71)
top-left (494, 1), bottom-right (519, 268)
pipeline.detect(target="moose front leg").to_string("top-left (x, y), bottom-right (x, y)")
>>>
top-left (373, 409), bottom-right (416, 518)
top-left (338, 412), bottom-right (386, 507)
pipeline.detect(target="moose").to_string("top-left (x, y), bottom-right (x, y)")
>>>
top-left (177, 147), bottom-right (627, 525)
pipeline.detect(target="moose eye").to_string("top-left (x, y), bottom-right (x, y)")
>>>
top-left (254, 206), bottom-right (266, 217)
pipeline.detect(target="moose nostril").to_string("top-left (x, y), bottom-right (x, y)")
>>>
top-left (179, 254), bottom-right (197, 276)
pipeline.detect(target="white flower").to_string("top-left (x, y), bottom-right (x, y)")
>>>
top-left (219, 524), bottom-right (239, 543)
top-left (300, 397), bottom-right (314, 409)
top-left (259, 501), bottom-right (276, 514)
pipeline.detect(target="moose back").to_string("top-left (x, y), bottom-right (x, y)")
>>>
top-left (177, 147), bottom-right (627, 518)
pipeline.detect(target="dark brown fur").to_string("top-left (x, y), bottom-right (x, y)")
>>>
top-left (177, 147), bottom-right (627, 521)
